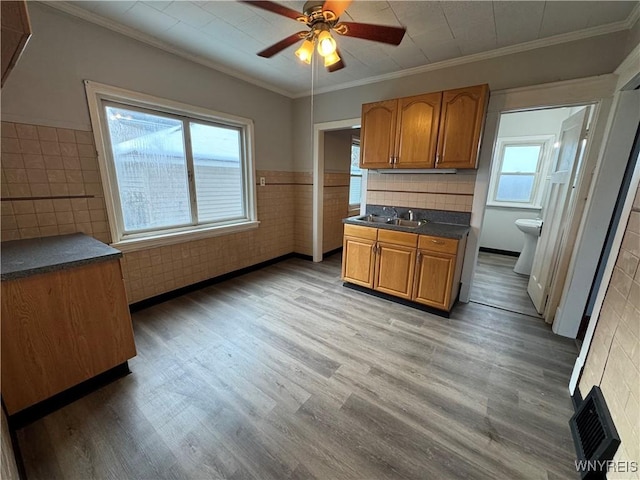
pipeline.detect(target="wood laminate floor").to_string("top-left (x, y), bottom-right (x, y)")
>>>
top-left (470, 252), bottom-right (542, 318)
top-left (16, 254), bottom-right (579, 480)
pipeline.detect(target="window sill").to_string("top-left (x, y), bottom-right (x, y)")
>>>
top-left (486, 203), bottom-right (542, 210)
top-left (111, 220), bottom-right (260, 253)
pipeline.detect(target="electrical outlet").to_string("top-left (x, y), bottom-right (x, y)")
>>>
top-left (260, 177), bottom-right (266, 186)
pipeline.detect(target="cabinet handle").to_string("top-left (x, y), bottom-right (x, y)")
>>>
top-left (389, 156), bottom-right (393, 165)
top-left (431, 239), bottom-right (444, 245)
top-left (417, 251), bottom-right (422, 262)
top-left (435, 153), bottom-right (440, 165)
top-left (394, 156), bottom-right (398, 164)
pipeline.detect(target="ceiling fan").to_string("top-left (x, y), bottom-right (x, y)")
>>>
top-left (240, 0), bottom-right (406, 72)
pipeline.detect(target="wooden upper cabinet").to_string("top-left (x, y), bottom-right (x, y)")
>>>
top-left (359, 84), bottom-right (488, 170)
top-left (1, 1), bottom-right (31, 87)
top-left (360, 99), bottom-right (398, 168)
top-left (436, 84), bottom-right (489, 169)
top-left (395, 92), bottom-right (442, 169)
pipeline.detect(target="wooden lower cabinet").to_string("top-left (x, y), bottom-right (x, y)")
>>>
top-left (374, 229), bottom-right (417, 299)
top-left (342, 225), bottom-right (467, 312)
top-left (413, 251), bottom-right (456, 309)
top-left (413, 234), bottom-right (468, 311)
top-left (342, 225), bottom-right (377, 288)
top-left (1, 259), bottom-right (136, 415)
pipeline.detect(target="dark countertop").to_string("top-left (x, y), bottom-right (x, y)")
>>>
top-left (1, 233), bottom-right (122, 281)
top-left (343, 215), bottom-right (470, 239)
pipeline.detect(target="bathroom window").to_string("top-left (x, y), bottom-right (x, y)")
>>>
top-left (85, 82), bottom-right (257, 251)
top-left (489, 136), bottom-right (553, 208)
top-left (349, 138), bottom-right (362, 207)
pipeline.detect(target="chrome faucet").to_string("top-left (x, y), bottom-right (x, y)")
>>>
top-left (408, 209), bottom-right (416, 221)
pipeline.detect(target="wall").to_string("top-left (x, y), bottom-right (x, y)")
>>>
top-left (480, 108), bottom-right (574, 252)
top-left (1, 3), bottom-right (293, 172)
top-left (0, 3), bottom-right (299, 304)
top-left (479, 208), bottom-right (540, 253)
top-left (0, 120), bottom-right (296, 302)
top-left (579, 184), bottom-right (639, 479)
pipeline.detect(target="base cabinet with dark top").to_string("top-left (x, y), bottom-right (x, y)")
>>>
top-left (1, 234), bottom-right (137, 416)
top-left (342, 224), bottom-right (467, 312)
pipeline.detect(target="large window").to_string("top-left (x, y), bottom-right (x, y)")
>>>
top-left (489, 136), bottom-right (554, 208)
top-left (349, 138), bottom-right (362, 207)
top-left (86, 82), bottom-right (256, 250)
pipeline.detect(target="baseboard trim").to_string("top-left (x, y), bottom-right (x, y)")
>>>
top-left (129, 252), bottom-right (306, 312)
top-left (7, 363), bottom-right (131, 431)
top-left (323, 247), bottom-right (343, 259)
top-left (479, 247), bottom-right (520, 257)
top-left (343, 282), bottom-right (452, 318)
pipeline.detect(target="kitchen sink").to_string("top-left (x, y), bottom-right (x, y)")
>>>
top-left (386, 218), bottom-right (422, 228)
top-left (356, 215), bottom-right (391, 223)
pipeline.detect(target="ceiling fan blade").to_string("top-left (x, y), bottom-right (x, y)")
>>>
top-left (239, 1), bottom-right (303, 21)
top-left (335, 22), bottom-right (406, 45)
top-left (257, 32), bottom-right (306, 58)
top-left (327, 49), bottom-right (345, 73)
top-left (322, 0), bottom-right (352, 18)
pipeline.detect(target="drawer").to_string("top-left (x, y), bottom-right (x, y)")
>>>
top-left (378, 229), bottom-right (418, 247)
top-left (418, 235), bottom-right (458, 254)
top-left (344, 224), bottom-right (378, 241)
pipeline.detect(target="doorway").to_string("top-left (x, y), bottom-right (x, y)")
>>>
top-left (311, 118), bottom-right (361, 262)
top-left (321, 127), bottom-right (362, 257)
top-left (471, 105), bottom-right (594, 319)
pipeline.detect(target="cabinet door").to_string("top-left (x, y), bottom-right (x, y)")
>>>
top-left (360, 99), bottom-right (398, 169)
top-left (395, 92), bottom-right (442, 168)
top-left (436, 84), bottom-right (488, 169)
top-left (413, 250), bottom-right (455, 310)
top-left (1, 260), bottom-right (136, 414)
top-left (374, 242), bottom-right (416, 299)
top-left (342, 236), bottom-right (376, 288)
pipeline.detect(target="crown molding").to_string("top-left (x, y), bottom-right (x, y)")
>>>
top-left (40, 1), bottom-right (636, 101)
top-left (40, 1), bottom-right (294, 99)
top-left (626, 2), bottom-right (640, 29)
top-left (615, 42), bottom-right (640, 90)
top-left (293, 19), bottom-right (633, 98)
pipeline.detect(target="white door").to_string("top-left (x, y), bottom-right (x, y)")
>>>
top-left (528, 108), bottom-right (590, 314)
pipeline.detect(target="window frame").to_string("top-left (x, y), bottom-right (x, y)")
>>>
top-left (349, 136), bottom-right (362, 209)
top-left (85, 81), bottom-right (258, 252)
top-left (488, 135), bottom-right (555, 209)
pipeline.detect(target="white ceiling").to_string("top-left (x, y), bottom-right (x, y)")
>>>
top-left (49, 1), bottom-right (639, 97)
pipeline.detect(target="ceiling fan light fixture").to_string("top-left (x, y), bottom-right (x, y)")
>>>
top-left (323, 50), bottom-right (341, 67)
top-left (295, 39), bottom-right (314, 64)
top-left (316, 30), bottom-right (337, 57)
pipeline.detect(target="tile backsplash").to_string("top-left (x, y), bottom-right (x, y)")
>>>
top-left (366, 171), bottom-right (475, 212)
top-left (1, 121), bottom-right (110, 243)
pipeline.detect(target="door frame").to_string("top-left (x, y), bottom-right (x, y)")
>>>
top-left (569, 46), bottom-right (640, 392)
top-left (312, 117), bottom-right (361, 262)
top-left (461, 75), bottom-right (618, 322)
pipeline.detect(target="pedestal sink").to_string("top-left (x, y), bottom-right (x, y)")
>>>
top-left (514, 218), bottom-right (543, 275)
